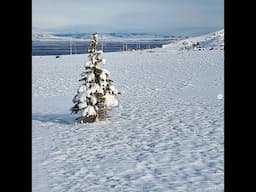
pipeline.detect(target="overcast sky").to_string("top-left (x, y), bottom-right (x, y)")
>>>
top-left (32, 0), bottom-right (224, 34)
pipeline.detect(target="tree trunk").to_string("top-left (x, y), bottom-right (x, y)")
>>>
top-left (97, 107), bottom-right (107, 121)
top-left (75, 115), bottom-right (97, 123)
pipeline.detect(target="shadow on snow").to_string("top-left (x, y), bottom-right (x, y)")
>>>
top-left (32, 113), bottom-right (75, 125)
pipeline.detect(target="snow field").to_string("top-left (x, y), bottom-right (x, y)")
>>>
top-left (33, 37), bottom-right (223, 191)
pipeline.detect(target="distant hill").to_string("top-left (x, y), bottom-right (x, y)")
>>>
top-left (32, 32), bottom-right (183, 42)
top-left (162, 29), bottom-right (224, 51)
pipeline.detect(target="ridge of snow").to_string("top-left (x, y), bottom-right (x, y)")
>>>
top-left (162, 29), bottom-right (224, 51)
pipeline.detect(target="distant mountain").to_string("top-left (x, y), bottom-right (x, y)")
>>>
top-left (32, 32), bottom-right (73, 41)
top-left (162, 29), bottom-right (224, 50)
top-left (32, 28), bottom-right (224, 45)
top-left (32, 32), bottom-right (180, 42)
top-left (42, 24), bottom-right (117, 34)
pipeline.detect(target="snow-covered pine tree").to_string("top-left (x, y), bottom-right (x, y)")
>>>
top-left (71, 32), bottom-right (120, 123)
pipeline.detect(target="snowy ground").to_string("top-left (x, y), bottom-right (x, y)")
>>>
top-left (162, 29), bottom-right (224, 51)
top-left (32, 34), bottom-right (224, 191)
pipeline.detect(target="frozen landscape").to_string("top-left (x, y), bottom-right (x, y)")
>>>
top-left (32, 30), bottom-right (224, 192)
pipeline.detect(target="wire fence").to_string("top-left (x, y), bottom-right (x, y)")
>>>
top-left (32, 39), bottom-right (173, 56)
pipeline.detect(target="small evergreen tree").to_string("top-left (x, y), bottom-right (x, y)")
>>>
top-left (71, 32), bottom-right (120, 123)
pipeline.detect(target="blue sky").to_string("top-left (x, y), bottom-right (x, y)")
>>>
top-left (32, 0), bottom-right (224, 34)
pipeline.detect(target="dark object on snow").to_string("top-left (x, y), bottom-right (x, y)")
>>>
top-left (56, 55), bottom-right (60, 58)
